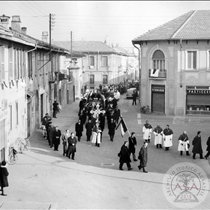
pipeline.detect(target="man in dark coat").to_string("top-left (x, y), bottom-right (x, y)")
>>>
top-left (0, 160), bottom-right (9, 196)
top-left (118, 141), bottom-right (133, 171)
top-left (128, 132), bottom-right (138, 161)
top-left (192, 131), bottom-right (204, 159)
top-left (114, 106), bottom-right (121, 124)
top-left (41, 113), bottom-right (52, 139)
top-left (204, 136), bottom-right (210, 160)
top-left (138, 141), bottom-right (148, 173)
top-left (85, 119), bottom-right (92, 141)
top-left (53, 99), bottom-right (59, 118)
top-left (108, 118), bottom-right (116, 142)
top-left (48, 123), bottom-right (55, 148)
top-left (75, 119), bottom-right (83, 142)
top-left (53, 126), bottom-right (61, 151)
top-left (132, 90), bottom-right (138, 105)
top-left (67, 132), bottom-right (77, 160)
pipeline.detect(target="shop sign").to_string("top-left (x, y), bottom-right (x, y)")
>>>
top-left (187, 89), bottom-right (210, 94)
top-left (152, 88), bottom-right (165, 93)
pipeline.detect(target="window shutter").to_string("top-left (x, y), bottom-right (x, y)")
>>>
top-left (8, 47), bottom-right (13, 80)
top-left (0, 47), bottom-right (5, 81)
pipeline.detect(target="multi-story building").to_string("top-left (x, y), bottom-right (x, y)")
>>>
top-left (0, 14), bottom-right (74, 162)
top-left (132, 10), bottom-right (210, 116)
top-left (53, 41), bottom-right (132, 92)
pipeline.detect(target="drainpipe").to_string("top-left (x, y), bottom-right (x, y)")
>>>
top-left (132, 42), bottom-right (141, 108)
top-left (180, 39), bottom-right (183, 88)
top-left (26, 43), bottom-right (37, 53)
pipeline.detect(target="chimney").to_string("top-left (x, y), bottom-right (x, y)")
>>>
top-left (21, 27), bottom-right (27, 34)
top-left (11, 15), bottom-right (21, 32)
top-left (0, 14), bottom-right (10, 29)
top-left (42, 31), bottom-right (48, 43)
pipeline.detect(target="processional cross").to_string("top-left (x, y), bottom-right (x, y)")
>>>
top-left (90, 103), bottom-right (106, 121)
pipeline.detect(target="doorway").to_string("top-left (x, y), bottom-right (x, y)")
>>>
top-left (151, 85), bottom-right (165, 113)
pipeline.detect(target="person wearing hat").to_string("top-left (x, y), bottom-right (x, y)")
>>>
top-left (163, 124), bottom-right (173, 151)
top-left (142, 120), bottom-right (152, 143)
top-left (118, 141), bottom-right (133, 171)
top-left (192, 131), bottom-right (204, 159)
top-left (178, 131), bottom-right (190, 156)
top-left (0, 160), bottom-right (9, 196)
top-left (138, 141), bottom-right (148, 173)
top-left (153, 124), bottom-right (163, 148)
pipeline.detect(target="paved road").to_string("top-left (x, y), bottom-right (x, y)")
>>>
top-left (1, 95), bottom-right (210, 209)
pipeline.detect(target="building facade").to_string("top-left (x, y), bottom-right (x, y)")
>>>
top-left (53, 41), bottom-right (136, 92)
top-left (0, 14), bottom-right (74, 162)
top-left (132, 10), bottom-right (210, 116)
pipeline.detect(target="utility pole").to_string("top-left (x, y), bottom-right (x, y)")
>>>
top-left (49, 13), bottom-right (51, 60)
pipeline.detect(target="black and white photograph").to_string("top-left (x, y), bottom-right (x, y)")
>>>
top-left (0, 1), bottom-right (210, 209)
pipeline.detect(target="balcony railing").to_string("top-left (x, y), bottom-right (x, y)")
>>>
top-left (149, 69), bottom-right (167, 79)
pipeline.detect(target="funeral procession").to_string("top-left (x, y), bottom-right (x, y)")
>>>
top-left (0, 1), bottom-right (210, 210)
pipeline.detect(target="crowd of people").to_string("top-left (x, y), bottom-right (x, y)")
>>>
top-left (40, 84), bottom-right (210, 174)
top-left (141, 120), bottom-right (210, 160)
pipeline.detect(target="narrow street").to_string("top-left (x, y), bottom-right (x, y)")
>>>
top-left (0, 95), bottom-right (210, 209)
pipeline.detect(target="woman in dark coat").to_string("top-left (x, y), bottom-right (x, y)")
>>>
top-left (67, 132), bottom-right (77, 160)
top-left (0, 160), bottom-right (9, 196)
top-left (128, 132), bottom-right (138, 161)
top-left (138, 141), bottom-right (148, 173)
top-left (53, 126), bottom-right (61, 151)
top-left (75, 119), bottom-right (83, 142)
top-left (204, 136), bottom-right (210, 159)
top-left (118, 141), bottom-right (133, 171)
top-left (192, 131), bottom-right (204, 159)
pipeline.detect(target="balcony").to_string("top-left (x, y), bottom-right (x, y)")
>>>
top-left (149, 69), bottom-right (167, 79)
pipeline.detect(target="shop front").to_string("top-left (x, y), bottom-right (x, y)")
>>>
top-left (151, 85), bottom-right (165, 113)
top-left (186, 86), bottom-right (210, 115)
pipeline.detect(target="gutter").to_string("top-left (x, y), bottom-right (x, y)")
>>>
top-left (26, 42), bottom-right (38, 53)
top-left (180, 39), bottom-right (183, 88)
top-left (132, 42), bottom-right (141, 107)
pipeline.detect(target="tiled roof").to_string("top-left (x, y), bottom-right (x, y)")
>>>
top-left (132, 10), bottom-right (210, 42)
top-left (53, 41), bottom-right (117, 54)
top-left (113, 46), bottom-right (128, 56)
top-left (0, 25), bottom-right (69, 53)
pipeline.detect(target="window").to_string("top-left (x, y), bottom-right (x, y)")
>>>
top-left (8, 47), bottom-right (13, 80)
top-left (152, 50), bottom-right (165, 70)
top-left (90, 74), bottom-right (94, 84)
top-left (16, 102), bottom-right (18, 125)
top-left (101, 56), bottom-right (108, 67)
top-left (89, 56), bottom-right (95, 66)
top-left (103, 75), bottom-right (108, 84)
top-left (9, 105), bottom-right (12, 130)
top-left (17, 49), bottom-right (20, 79)
top-left (187, 51), bottom-right (197, 70)
top-left (0, 47), bottom-right (5, 82)
top-left (22, 51), bottom-right (26, 78)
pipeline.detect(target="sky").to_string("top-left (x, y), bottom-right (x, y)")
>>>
top-left (1, 1), bottom-right (210, 51)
